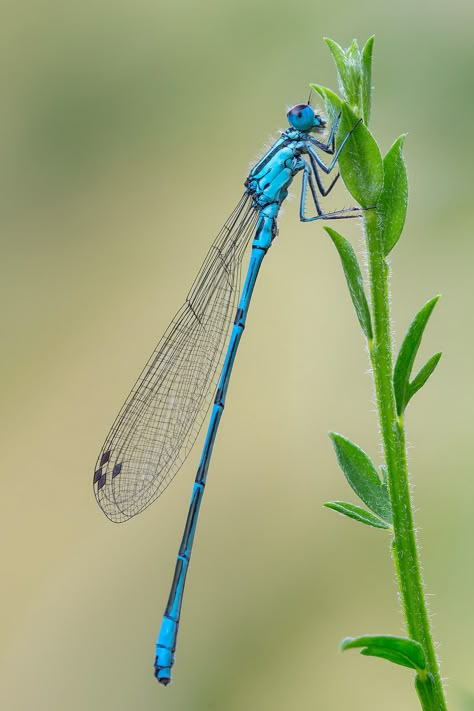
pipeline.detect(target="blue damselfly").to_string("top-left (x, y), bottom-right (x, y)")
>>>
top-left (93, 102), bottom-right (361, 684)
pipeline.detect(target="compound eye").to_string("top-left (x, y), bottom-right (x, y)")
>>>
top-left (287, 104), bottom-right (316, 131)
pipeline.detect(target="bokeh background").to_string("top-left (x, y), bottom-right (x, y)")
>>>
top-left (2, 1), bottom-right (473, 709)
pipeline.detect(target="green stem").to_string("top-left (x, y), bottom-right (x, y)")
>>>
top-left (416, 674), bottom-right (442, 710)
top-left (364, 208), bottom-right (448, 711)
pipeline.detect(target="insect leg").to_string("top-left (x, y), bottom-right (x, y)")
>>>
top-left (299, 161), bottom-right (362, 222)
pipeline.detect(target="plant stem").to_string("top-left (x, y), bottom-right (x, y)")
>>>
top-left (364, 208), bottom-right (448, 711)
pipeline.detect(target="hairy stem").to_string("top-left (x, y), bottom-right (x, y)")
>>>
top-left (364, 208), bottom-right (447, 711)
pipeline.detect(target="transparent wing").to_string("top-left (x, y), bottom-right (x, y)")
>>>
top-left (94, 193), bottom-right (258, 522)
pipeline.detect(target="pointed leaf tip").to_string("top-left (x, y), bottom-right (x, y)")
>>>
top-left (408, 352), bottom-right (442, 404)
top-left (394, 296), bottom-right (441, 415)
top-left (324, 501), bottom-right (390, 529)
top-left (324, 227), bottom-right (373, 340)
top-left (361, 36), bottom-right (375, 126)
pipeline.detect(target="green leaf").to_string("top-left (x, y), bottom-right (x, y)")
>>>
top-left (361, 36), bottom-right (374, 126)
top-left (324, 501), bottom-right (390, 529)
top-left (335, 104), bottom-right (383, 208)
top-left (324, 36), bottom-right (374, 125)
top-left (379, 135), bottom-right (408, 255)
top-left (345, 40), bottom-right (362, 115)
top-left (407, 352), bottom-right (442, 405)
top-left (329, 433), bottom-right (392, 522)
top-left (324, 227), bottom-right (373, 340)
top-left (360, 646), bottom-right (421, 670)
top-left (347, 38), bottom-right (360, 60)
top-left (323, 38), bottom-right (351, 100)
top-left (312, 86), bottom-right (383, 208)
top-left (393, 296), bottom-right (441, 415)
top-left (323, 38), bottom-right (361, 115)
top-left (334, 100), bottom-right (381, 205)
top-left (341, 635), bottom-right (426, 672)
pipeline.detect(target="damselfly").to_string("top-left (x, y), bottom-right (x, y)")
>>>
top-left (93, 102), bottom-right (362, 685)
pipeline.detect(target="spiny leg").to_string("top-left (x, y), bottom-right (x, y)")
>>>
top-left (299, 162), bottom-right (362, 222)
top-left (307, 149), bottom-right (340, 197)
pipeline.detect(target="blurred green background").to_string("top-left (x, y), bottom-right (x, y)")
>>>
top-left (1, 1), bottom-right (473, 709)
